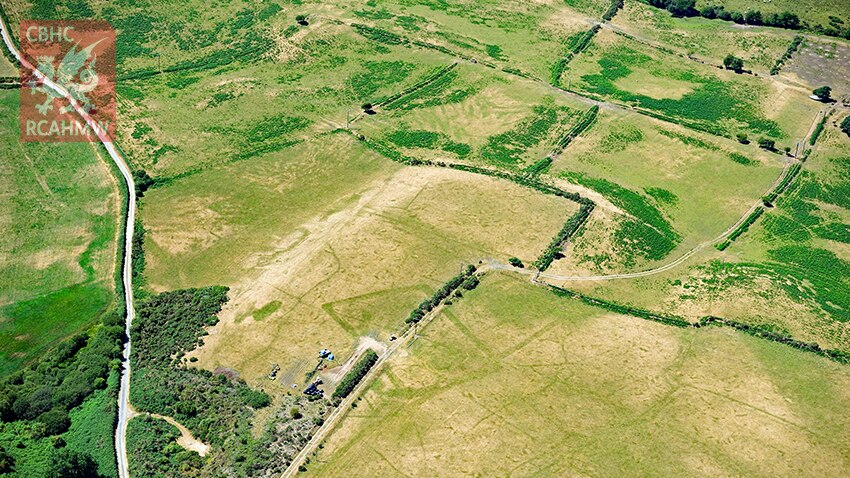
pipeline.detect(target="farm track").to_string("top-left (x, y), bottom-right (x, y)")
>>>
top-left (0, 16), bottom-right (137, 478)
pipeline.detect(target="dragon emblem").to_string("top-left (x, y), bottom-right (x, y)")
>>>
top-left (27, 38), bottom-right (102, 116)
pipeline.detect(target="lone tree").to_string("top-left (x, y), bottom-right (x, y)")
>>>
top-left (758, 137), bottom-right (776, 150)
top-left (361, 103), bottom-right (375, 114)
top-left (841, 115), bottom-right (850, 138)
top-left (723, 54), bottom-right (744, 72)
top-left (508, 257), bottom-right (524, 268)
top-left (736, 133), bottom-right (749, 144)
top-left (813, 86), bottom-right (832, 102)
top-left (295, 14), bottom-right (309, 26)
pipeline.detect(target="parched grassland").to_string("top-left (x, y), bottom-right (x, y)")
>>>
top-left (117, 22), bottom-right (449, 178)
top-left (547, 108), bottom-right (781, 273)
top-left (552, 120), bottom-right (850, 354)
top-left (783, 37), bottom-right (850, 97)
top-left (0, 91), bottom-right (119, 376)
top-left (611, 1), bottom-right (796, 73)
top-left (566, 28), bottom-right (817, 141)
top-left (354, 63), bottom-right (590, 170)
top-left (142, 133), bottom-right (578, 386)
top-left (307, 272), bottom-right (850, 477)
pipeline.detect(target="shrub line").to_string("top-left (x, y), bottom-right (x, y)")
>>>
top-left (548, 285), bottom-right (850, 364)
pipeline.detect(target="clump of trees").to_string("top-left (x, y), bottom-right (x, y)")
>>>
top-left (841, 116), bottom-right (850, 138)
top-left (813, 86), bottom-right (832, 102)
top-left (758, 137), bottom-right (776, 150)
top-left (406, 265), bottom-right (478, 324)
top-left (723, 54), bottom-right (744, 72)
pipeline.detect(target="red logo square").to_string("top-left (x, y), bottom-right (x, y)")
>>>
top-left (19, 20), bottom-right (116, 142)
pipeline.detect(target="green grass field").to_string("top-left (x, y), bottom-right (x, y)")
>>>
top-left (307, 272), bottom-right (850, 477)
top-left (0, 90), bottom-right (119, 377)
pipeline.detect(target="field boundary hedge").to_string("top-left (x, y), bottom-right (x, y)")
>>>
top-left (548, 285), bottom-right (850, 364)
top-left (770, 36), bottom-right (804, 75)
top-left (715, 206), bottom-right (764, 251)
top-left (331, 350), bottom-right (378, 403)
top-left (550, 26), bottom-right (601, 87)
top-left (379, 63), bottom-right (458, 108)
top-left (551, 105), bottom-right (599, 156)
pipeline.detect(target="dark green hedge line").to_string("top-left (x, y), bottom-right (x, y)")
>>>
top-left (331, 350), bottom-right (379, 403)
top-left (548, 286), bottom-right (850, 365)
top-left (699, 317), bottom-right (850, 364)
top-left (551, 105), bottom-right (599, 156)
top-left (406, 265), bottom-right (478, 324)
top-left (809, 115), bottom-right (826, 146)
top-left (522, 157), bottom-right (553, 178)
top-left (534, 204), bottom-right (594, 271)
top-left (641, 0), bottom-right (850, 41)
top-left (550, 285), bottom-right (692, 328)
top-left (715, 207), bottom-right (764, 251)
top-left (770, 35), bottom-right (804, 75)
top-left (379, 63), bottom-right (458, 108)
top-left (603, 0), bottom-right (625, 22)
top-left (550, 26), bottom-right (600, 86)
top-left (763, 162), bottom-right (802, 205)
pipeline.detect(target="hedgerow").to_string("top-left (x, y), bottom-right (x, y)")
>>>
top-left (379, 63), bottom-right (457, 107)
top-left (331, 350), bottom-right (379, 403)
top-left (534, 203), bottom-right (595, 271)
top-left (406, 265), bottom-right (478, 324)
top-left (715, 207), bottom-right (764, 251)
top-left (770, 36), bottom-right (804, 75)
top-left (550, 26), bottom-right (600, 86)
top-left (551, 105), bottom-right (599, 155)
top-left (762, 162), bottom-right (802, 205)
top-left (809, 115), bottom-right (826, 145)
top-left (602, 0), bottom-right (625, 22)
top-left (550, 285), bottom-right (691, 327)
top-left (349, 61), bottom-right (417, 102)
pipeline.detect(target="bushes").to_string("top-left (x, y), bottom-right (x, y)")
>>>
top-left (406, 265), bottom-right (479, 324)
top-left (770, 36), bottom-right (803, 75)
top-left (550, 26), bottom-right (600, 86)
top-left (715, 207), bottom-right (764, 251)
top-left (550, 285), bottom-right (691, 328)
top-left (332, 350), bottom-right (379, 403)
top-left (763, 163), bottom-right (802, 205)
top-left (723, 54), bottom-right (744, 72)
top-left (758, 137), bottom-right (776, 150)
top-left (809, 115), bottom-right (826, 145)
top-left (842, 116), bottom-right (850, 138)
top-left (551, 106), bottom-right (599, 155)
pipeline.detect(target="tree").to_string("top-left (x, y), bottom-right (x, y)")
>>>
top-left (361, 103), bottom-right (374, 113)
top-left (841, 115), bottom-right (850, 137)
top-left (46, 449), bottom-right (102, 478)
top-left (723, 54), bottom-right (744, 72)
top-left (295, 14), bottom-right (308, 26)
top-left (666, 0), bottom-right (696, 17)
top-left (36, 408), bottom-right (70, 437)
top-left (730, 11), bottom-right (744, 23)
top-left (744, 10), bottom-right (763, 24)
top-left (290, 407), bottom-right (302, 419)
top-left (758, 137), bottom-right (776, 150)
top-left (508, 257), bottom-right (524, 268)
top-left (813, 86), bottom-right (832, 101)
top-left (736, 133), bottom-right (749, 144)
